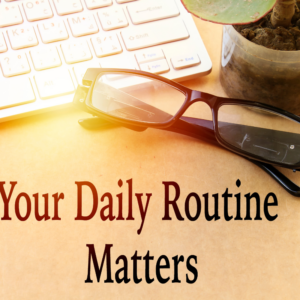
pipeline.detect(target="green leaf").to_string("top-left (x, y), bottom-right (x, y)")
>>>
top-left (181, 0), bottom-right (277, 25)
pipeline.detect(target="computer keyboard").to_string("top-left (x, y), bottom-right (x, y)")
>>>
top-left (0, 0), bottom-right (212, 122)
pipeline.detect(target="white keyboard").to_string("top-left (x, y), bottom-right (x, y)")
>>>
top-left (0, 0), bottom-right (212, 122)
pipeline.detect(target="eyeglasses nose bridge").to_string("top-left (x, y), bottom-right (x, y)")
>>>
top-left (185, 90), bottom-right (218, 119)
top-left (179, 90), bottom-right (216, 123)
top-left (189, 90), bottom-right (217, 107)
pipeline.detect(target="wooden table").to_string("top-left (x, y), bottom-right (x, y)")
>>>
top-left (0, 17), bottom-right (299, 300)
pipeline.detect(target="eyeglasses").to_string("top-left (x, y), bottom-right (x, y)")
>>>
top-left (73, 68), bottom-right (300, 197)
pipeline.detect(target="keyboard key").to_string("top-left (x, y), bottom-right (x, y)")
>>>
top-left (121, 19), bottom-right (189, 51)
top-left (0, 77), bottom-right (35, 110)
top-left (85, 0), bottom-right (112, 9)
top-left (53, 0), bottom-right (83, 16)
top-left (0, 33), bottom-right (8, 53)
top-left (139, 58), bottom-right (170, 74)
top-left (98, 7), bottom-right (128, 31)
top-left (38, 20), bottom-right (69, 43)
top-left (0, 3), bottom-right (23, 28)
top-left (135, 49), bottom-right (164, 64)
top-left (34, 69), bottom-right (75, 99)
top-left (61, 41), bottom-right (93, 64)
top-left (171, 53), bottom-right (201, 70)
top-left (127, 0), bottom-right (180, 25)
top-left (30, 46), bottom-right (62, 71)
top-left (91, 34), bottom-right (122, 57)
top-left (68, 14), bottom-right (99, 37)
top-left (23, 0), bottom-right (53, 21)
top-left (0, 53), bottom-right (31, 77)
top-left (8, 27), bottom-right (39, 49)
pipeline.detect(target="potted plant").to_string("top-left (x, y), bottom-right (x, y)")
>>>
top-left (181, 0), bottom-right (300, 114)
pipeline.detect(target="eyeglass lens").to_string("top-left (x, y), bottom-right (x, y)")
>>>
top-left (91, 73), bottom-right (186, 124)
top-left (218, 105), bottom-right (300, 165)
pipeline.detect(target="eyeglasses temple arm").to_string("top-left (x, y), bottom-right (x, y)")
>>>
top-left (178, 117), bottom-right (300, 197)
top-left (247, 160), bottom-right (300, 197)
top-left (78, 116), bottom-right (300, 197)
top-left (179, 117), bottom-right (300, 197)
top-left (166, 117), bottom-right (219, 146)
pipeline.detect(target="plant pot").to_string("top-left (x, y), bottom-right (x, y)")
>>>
top-left (220, 25), bottom-right (300, 115)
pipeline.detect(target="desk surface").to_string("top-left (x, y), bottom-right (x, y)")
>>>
top-left (1, 17), bottom-right (300, 300)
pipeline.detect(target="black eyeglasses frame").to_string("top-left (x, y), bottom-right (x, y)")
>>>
top-left (79, 68), bottom-right (300, 171)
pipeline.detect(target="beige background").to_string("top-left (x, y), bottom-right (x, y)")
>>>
top-left (1, 18), bottom-right (300, 299)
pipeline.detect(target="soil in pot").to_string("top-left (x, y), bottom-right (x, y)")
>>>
top-left (234, 2), bottom-right (300, 51)
top-left (220, 2), bottom-right (300, 114)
